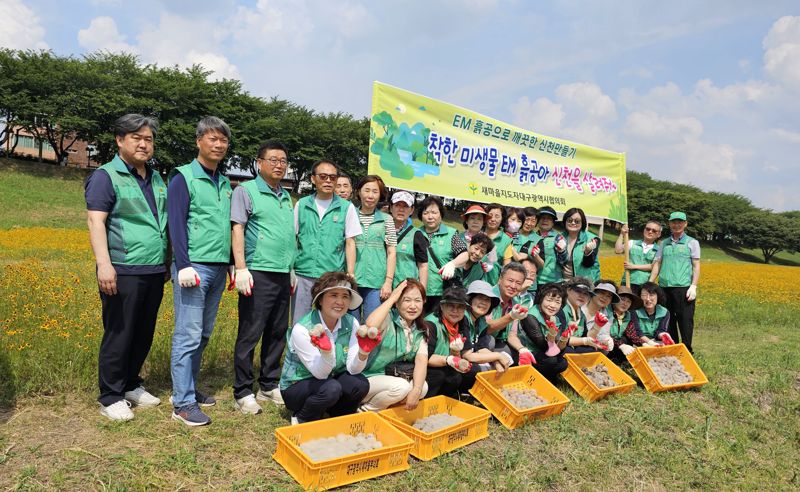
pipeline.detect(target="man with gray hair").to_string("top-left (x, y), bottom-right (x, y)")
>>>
top-left (167, 116), bottom-right (233, 426)
top-left (85, 114), bottom-right (167, 421)
top-left (484, 262), bottom-right (529, 358)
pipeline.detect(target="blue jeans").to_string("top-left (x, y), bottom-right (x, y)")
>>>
top-left (170, 263), bottom-right (226, 407)
top-left (349, 287), bottom-right (382, 323)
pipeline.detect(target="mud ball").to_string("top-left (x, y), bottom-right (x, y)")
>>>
top-left (581, 364), bottom-right (617, 388)
top-left (648, 355), bottom-right (694, 386)
top-left (500, 387), bottom-right (547, 409)
top-left (299, 433), bottom-right (383, 462)
top-left (412, 412), bottom-right (464, 433)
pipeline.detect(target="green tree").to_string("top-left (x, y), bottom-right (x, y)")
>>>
top-left (733, 210), bottom-right (800, 263)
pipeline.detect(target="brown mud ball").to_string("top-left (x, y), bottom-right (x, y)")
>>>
top-left (299, 433), bottom-right (383, 462)
top-left (581, 364), bottom-right (617, 388)
top-left (647, 355), bottom-right (693, 385)
top-left (500, 387), bottom-right (547, 409)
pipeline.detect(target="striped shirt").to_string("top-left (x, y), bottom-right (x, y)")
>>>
top-left (358, 210), bottom-right (397, 247)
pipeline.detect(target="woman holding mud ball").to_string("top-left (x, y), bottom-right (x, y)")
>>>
top-left (418, 196), bottom-right (464, 313)
top-left (506, 282), bottom-right (569, 381)
top-left (358, 279), bottom-right (430, 412)
top-left (561, 207), bottom-right (601, 282)
top-left (562, 276), bottom-right (603, 352)
top-left (278, 272), bottom-right (380, 424)
top-left (635, 281), bottom-right (675, 346)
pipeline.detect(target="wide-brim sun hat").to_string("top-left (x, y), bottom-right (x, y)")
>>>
top-left (461, 204), bottom-right (487, 220)
top-left (311, 280), bottom-right (363, 310)
top-left (537, 206), bottom-right (558, 219)
top-left (594, 282), bottom-right (621, 304)
top-left (564, 277), bottom-right (595, 296)
top-left (615, 285), bottom-right (643, 310)
top-left (466, 280), bottom-right (501, 311)
top-left (440, 286), bottom-right (470, 307)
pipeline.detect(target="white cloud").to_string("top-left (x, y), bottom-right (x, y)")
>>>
top-left (332, 2), bottom-right (376, 40)
top-left (78, 16), bottom-right (136, 53)
top-left (770, 128), bottom-right (800, 144)
top-left (0, 0), bottom-right (48, 50)
top-left (228, 0), bottom-right (314, 52)
top-left (510, 96), bottom-right (564, 136)
top-left (624, 110), bottom-right (703, 141)
top-left (555, 82), bottom-right (617, 123)
top-left (763, 15), bottom-right (800, 88)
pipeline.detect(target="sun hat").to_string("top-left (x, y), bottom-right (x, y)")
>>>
top-left (311, 280), bottom-right (363, 310)
top-left (461, 204), bottom-right (487, 219)
top-left (537, 206), bottom-right (558, 219)
top-left (669, 211), bottom-right (687, 221)
top-left (466, 280), bottom-right (501, 311)
top-left (615, 285), bottom-right (643, 310)
top-left (440, 286), bottom-right (470, 307)
top-left (391, 191), bottom-right (414, 206)
top-left (593, 282), bottom-right (621, 304)
top-left (564, 276), bottom-right (595, 296)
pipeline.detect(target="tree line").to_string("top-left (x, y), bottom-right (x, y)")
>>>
top-left (0, 49), bottom-right (797, 263)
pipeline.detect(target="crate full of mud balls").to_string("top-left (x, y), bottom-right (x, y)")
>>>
top-left (626, 343), bottom-right (709, 393)
top-left (378, 395), bottom-right (491, 461)
top-left (562, 352), bottom-right (637, 402)
top-left (469, 365), bottom-right (570, 430)
top-left (272, 412), bottom-right (414, 490)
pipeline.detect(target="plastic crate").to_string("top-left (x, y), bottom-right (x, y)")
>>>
top-left (378, 395), bottom-right (490, 461)
top-left (272, 412), bottom-right (414, 490)
top-left (562, 352), bottom-right (637, 402)
top-left (468, 365), bottom-right (570, 430)
top-left (626, 343), bottom-right (709, 393)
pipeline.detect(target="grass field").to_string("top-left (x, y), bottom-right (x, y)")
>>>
top-left (1, 159), bottom-right (799, 491)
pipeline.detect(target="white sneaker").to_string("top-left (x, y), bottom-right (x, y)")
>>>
top-left (256, 388), bottom-right (285, 405)
top-left (100, 400), bottom-right (134, 421)
top-left (234, 394), bottom-right (263, 415)
top-left (290, 416), bottom-right (300, 426)
top-left (125, 386), bottom-right (161, 407)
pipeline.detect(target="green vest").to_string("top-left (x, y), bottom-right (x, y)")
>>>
top-left (621, 240), bottom-right (658, 286)
top-left (537, 231), bottom-right (563, 285)
top-left (569, 230), bottom-right (601, 282)
top-left (484, 231), bottom-right (513, 285)
top-left (279, 310), bottom-right (356, 390)
top-left (294, 194), bottom-right (349, 278)
top-left (466, 315), bottom-right (489, 347)
top-left (355, 210), bottom-right (388, 289)
top-left (516, 231), bottom-right (541, 250)
top-left (609, 310), bottom-right (632, 339)
top-left (240, 176), bottom-right (295, 272)
top-left (393, 223), bottom-right (420, 288)
top-left (171, 160), bottom-right (232, 263)
top-left (517, 307), bottom-right (565, 355)
top-left (561, 303), bottom-right (587, 337)
top-left (363, 309), bottom-right (424, 377)
top-left (658, 235), bottom-right (696, 287)
top-left (99, 156), bottom-right (167, 266)
top-left (460, 261), bottom-right (486, 289)
top-left (425, 313), bottom-right (455, 356)
top-left (635, 305), bottom-right (668, 338)
top-left (424, 224), bottom-right (457, 296)
top-left (488, 285), bottom-right (520, 341)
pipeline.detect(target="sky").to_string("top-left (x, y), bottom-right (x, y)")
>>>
top-left (2, 0), bottom-right (799, 211)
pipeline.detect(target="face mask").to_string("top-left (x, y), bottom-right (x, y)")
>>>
top-left (506, 222), bottom-right (521, 233)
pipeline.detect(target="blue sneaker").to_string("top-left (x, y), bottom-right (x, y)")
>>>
top-left (172, 403), bottom-right (211, 427)
top-left (195, 391), bottom-right (216, 407)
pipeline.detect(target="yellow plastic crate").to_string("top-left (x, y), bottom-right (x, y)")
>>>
top-left (562, 352), bottom-right (637, 402)
top-left (468, 365), bottom-right (570, 429)
top-left (626, 343), bottom-right (709, 393)
top-left (272, 412), bottom-right (414, 490)
top-left (378, 395), bottom-right (490, 461)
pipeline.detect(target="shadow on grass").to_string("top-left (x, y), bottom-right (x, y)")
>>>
top-left (0, 344), bottom-right (17, 421)
top-left (0, 157), bottom-right (92, 182)
top-left (716, 243), bottom-right (800, 267)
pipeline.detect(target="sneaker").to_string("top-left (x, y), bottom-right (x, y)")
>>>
top-left (100, 400), bottom-right (134, 421)
top-left (290, 415), bottom-right (304, 426)
top-left (124, 386), bottom-right (161, 407)
top-left (169, 391), bottom-right (216, 407)
top-left (172, 403), bottom-right (211, 427)
top-left (256, 388), bottom-right (284, 405)
top-left (234, 394), bottom-right (263, 415)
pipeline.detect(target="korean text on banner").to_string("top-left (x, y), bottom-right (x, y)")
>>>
top-left (367, 81), bottom-right (627, 222)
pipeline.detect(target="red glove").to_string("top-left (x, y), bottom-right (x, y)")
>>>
top-left (227, 266), bottom-right (235, 291)
top-left (481, 261), bottom-right (493, 272)
top-left (308, 324), bottom-right (332, 352)
top-left (509, 304), bottom-right (528, 320)
top-left (357, 330), bottom-right (382, 354)
top-left (545, 319), bottom-right (559, 335)
top-left (555, 234), bottom-right (567, 252)
top-left (530, 244), bottom-right (540, 257)
top-left (594, 311), bottom-right (608, 328)
top-left (563, 321), bottom-right (580, 338)
top-left (592, 338), bottom-right (612, 351)
top-left (446, 355), bottom-right (472, 373)
top-left (518, 348), bottom-right (536, 365)
top-left (659, 333), bottom-right (675, 346)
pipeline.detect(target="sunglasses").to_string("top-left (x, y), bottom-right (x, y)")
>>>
top-left (314, 173), bottom-right (339, 182)
top-left (644, 227), bottom-right (660, 233)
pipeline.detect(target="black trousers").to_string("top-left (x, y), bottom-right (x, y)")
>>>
top-left (425, 366), bottom-right (462, 398)
top-left (282, 373), bottom-right (369, 422)
top-left (511, 348), bottom-right (568, 383)
top-left (663, 286), bottom-right (695, 352)
top-left (233, 270), bottom-right (291, 399)
top-left (98, 273), bottom-right (164, 406)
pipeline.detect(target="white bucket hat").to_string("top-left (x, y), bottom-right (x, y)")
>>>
top-left (311, 280), bottom-right (363, 310)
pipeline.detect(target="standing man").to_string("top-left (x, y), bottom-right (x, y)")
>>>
top-left (389, 190), bottom-right (428, 288)
top-left (615, 221), bottom-right (661, 295)
top-left (230, 140), bottom-right (296, 414)
top-left (168, 116), bottom-right (233, 426)
top-left (292, 160), bottom-right (362, 322)
top-left (649, 211), bottom-right (700, 352)
top-left (86, 114), bottom-right (167, 421)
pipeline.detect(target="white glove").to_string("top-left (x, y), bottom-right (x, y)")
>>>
top-left (178, 267), bottom-right (200, 288)
top-left (499, 351), bottom-right (514, 367)
top-left (686, 284), bottom-right (697, 301)
top-left (438, 261), bottom-right (456, 280)
top-left (619, 344), bottom-right (635, 356)
top-left (235, 268), bottom-right (254, 296)
top-left (290, 270), bottom-right (297, 294)
top-left (599, 337), bottom-right (614, 352)
top-left (555, 236), bottom-right (567, 252)
top-left (584, 238), bottom-right (598, 254)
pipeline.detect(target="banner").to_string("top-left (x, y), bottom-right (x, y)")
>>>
top-left (367, 81), bottom-right (627, 222)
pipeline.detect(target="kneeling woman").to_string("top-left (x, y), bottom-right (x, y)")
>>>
top-left (507, 282), bottom-right (569, 381)
top-left (635, 281), bottom-right (674, 346)
top-left (606, 285), bottom-right (646, 362)
top-left (359, 279), bottom-right (430, 412)
top-left (279, 272), bottom-right (380, 424)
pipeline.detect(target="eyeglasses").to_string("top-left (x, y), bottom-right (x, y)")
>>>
top-left (260, 157), bottom-right (288, 166)
top-left (644, 227), bottom-right (660, 233)
top-left (565, 218), bottom-right (582, 225)
top-left (314, 173), bottom-right (339, 182)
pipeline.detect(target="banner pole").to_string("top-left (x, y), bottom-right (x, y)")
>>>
top-left (623, 227), bottom-right (631, 287)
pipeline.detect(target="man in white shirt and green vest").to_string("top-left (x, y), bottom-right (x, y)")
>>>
top-left (230, 140), bottom-right (296, 414)
top-left (649, 211), bottom-right (700, 353)
top-left (86, 114), bottom-right (167, 421)
top-left (292, 160), bottom-right (362, 323)
top-left (167, 117), bottom-right (233, 426)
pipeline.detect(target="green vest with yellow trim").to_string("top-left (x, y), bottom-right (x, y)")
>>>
top-left (99, 156), bottom-right (167, 266)
top-left (240, 175), bottom-right (295, 272)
